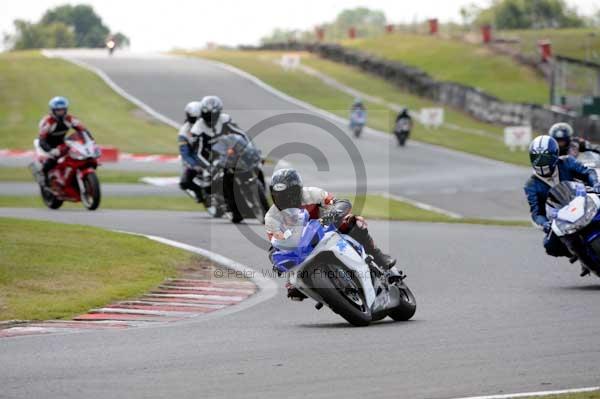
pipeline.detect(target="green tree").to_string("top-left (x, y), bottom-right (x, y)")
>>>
top-left (328, 7), bottom-right (387, 39)
top-left (41, 4), bottom-right (109, 47)
top-left (474, 0), bottom-right (584, 29)
top-left (4, 4), bottom-right (129, 50)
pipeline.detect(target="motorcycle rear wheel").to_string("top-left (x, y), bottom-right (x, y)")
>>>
top-left (40, 185), bottom-right (63, 209)
top-left (81, 172), bottom-right (101, 211)
top-left (312, 264), bottom-right (372, 327)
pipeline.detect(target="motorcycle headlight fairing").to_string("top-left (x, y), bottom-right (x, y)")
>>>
top-left (555, 196), bottom-right (599, 235)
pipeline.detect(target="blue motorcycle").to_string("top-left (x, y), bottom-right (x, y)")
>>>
top-left (547, 181), bottom-right (600, 277)
top-left (271, 208), bottom-right (416, 326)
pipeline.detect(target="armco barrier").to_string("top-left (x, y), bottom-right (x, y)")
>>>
top-left (248, 41), bottom-right (599, 139)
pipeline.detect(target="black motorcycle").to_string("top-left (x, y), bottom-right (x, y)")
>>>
top-left (200, 135), bottom-right (269, 224)
top-left (394, 117), bottom-right (411, 147)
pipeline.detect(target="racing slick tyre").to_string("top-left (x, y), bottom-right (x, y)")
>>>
top-left (40, 185), bottom-right (63, 210)
top-left (388, 281), bottom-right (416, 321)
top-left (81, 172), bottom-right (101, 211)
top-left (312, 264), bottom-right (372, 327)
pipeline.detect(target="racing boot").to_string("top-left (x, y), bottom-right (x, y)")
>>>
top-left (285, 282), bottom-right (307, 301)
top-left (348, 223), bottom-right (396, 269)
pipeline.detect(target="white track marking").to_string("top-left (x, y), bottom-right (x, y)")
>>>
top-left (379, 191), bottom-right (463, 219)
top-left (452, 386), bottom-right (600, 399)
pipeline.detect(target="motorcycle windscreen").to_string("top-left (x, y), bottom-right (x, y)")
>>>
top-left (271, 208), bottom-right (310, 250)
top-left (212, 135), bottom-right (260, 171)
top-left (271, 209), bottom-right (324, 272)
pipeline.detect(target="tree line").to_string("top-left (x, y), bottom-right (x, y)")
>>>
top-left (261, 1), bottom-right (599, 44)
top-left (3, 4), bottom-right (130, 50)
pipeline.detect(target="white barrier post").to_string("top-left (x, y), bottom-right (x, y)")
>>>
top-left (420, 107), bottom-right (444, 129)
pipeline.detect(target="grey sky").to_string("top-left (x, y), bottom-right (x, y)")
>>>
top-left (2, 0), bottom-right (597, 52)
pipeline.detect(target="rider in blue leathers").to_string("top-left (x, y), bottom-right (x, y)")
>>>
top-left (524, 135), bottom-right (600, 263)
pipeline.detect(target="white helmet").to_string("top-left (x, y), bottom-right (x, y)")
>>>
top-left (184, 101), bottom-right (202, 124)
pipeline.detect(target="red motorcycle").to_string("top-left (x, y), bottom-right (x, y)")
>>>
top-left (30, 131), bottom-right (102, 210)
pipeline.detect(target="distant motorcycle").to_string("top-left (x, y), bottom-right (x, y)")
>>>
top-left (349, 109), bottom-right (366, 138)
top-left (547, 181), bottom-right (600, 278)
top-left (271, 208), bottom-right (416, 326)
top-left (394, 117), bottom-right (411, 146)
top-left (197, 134), bottom-right (269, 223)
top-left (106, 39), bottom-right (116, 56)
top-left (30, 131), bottom-right (102, 210)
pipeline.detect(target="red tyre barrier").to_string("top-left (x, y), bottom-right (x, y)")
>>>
top-left (99, 146), bottom-right (119, 163)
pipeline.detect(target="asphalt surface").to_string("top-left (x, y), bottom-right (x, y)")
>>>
top-left (36, 49), bottom-right (529, 220)
top-left (1, 208), bottom-right (599, 399)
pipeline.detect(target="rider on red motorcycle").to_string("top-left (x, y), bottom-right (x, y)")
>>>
top-left (38, 96), bottom-right (90, 185)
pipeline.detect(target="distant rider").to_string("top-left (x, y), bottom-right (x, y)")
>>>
top-left (266, 168), bottom-right (396, 300)
top-left (190, 95), bottom-right (251, 222)
top-left (548, 122), bottom-right (600, 157)
top-left (393, 108), bottom-right (412, 146)
top-left (349, 98), bottom-right (366, 128)
top-left (178, 101), bottom-right (208, 202)
top-left (524, 135), bottom-right (600, 272)
top-left (38, 96), bottom-right (90, 186)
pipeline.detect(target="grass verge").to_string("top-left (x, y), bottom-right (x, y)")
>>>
top-left (0, 166), bottom-right (178, 184)
top-left (342, 32), bottom-right (549, 104)
top-left (0, 217), bottom-right (198, 321)
top-left (0, 51), bottom-right (176, 154)
top-left (497, 28), bottom-right (600, 61)
top-left (178, 49), bottom-right (529, 166)
top-left (0, 194), bottom-right (529, 227)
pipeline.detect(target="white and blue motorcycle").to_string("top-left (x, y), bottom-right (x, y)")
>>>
top-left (271, 208), bottom-right (416, 326)
top-left (547, 181), bottom-right (600, 277)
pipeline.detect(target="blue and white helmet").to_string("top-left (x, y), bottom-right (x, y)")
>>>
top-left (529, 135), bottom-right (559, 177)
top-left (49, 96), bottom-right (69, 116)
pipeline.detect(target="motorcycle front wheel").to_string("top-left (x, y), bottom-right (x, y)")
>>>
top-left (249, 180), bottom-right (269, 224)
top-left (80, 172), bottom-right (101, 210)
top-left (312, 264), bottom-right (372, 327)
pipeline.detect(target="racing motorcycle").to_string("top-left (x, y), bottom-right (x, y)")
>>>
top-left (198, 134), bottom-right (269, 223)
top-left (106, 39), bottom-right (116, 56)
top-left (30, 131), bottom-right (102, 210)
top-left (271, 208), bottom-right (416, 326)
top-left (547, 181), bottom-right (600, 277)
top-left (394, 117), bottom-right (411, 147)
top-left (349, 109), bottom-right (366, 138)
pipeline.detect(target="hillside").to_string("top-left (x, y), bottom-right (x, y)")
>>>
top-left (341, 32), bottom-right (549, 104)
